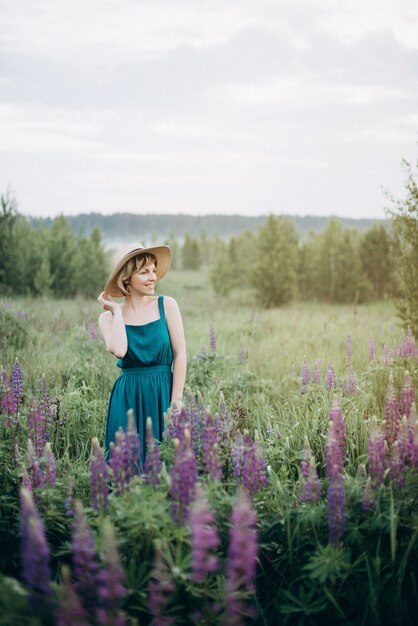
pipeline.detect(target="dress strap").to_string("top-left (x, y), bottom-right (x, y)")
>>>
top-left (158, 295), bottom-right (166, 322)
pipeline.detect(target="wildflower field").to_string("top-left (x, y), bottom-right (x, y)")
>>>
top-left (1, 269), bottom-right (418, 626)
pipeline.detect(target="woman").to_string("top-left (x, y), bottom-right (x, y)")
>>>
top-left (97, 242), bottom-right (186, 465)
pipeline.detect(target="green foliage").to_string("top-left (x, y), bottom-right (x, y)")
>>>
top-left (360, 224), bottom-right (394, 299)
top-left (182, 234), bottom-right (202, 270)
top-left (252, 215), bottom-right (299, 307)
top-left (388, 158), bottom-right (418, 335)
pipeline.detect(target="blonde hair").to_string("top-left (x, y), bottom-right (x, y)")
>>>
top-left (116, 253), bottom-right (158, 296)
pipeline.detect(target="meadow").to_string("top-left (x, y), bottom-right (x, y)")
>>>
top-left (0, 268), bottom-right (417, 625)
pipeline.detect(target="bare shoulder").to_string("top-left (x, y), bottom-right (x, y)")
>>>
top-left (163, 296), bottom-right (182, 320)
top-left (98, 311), bottom-right (113, 328)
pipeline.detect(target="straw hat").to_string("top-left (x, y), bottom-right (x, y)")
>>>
top-left (104, 242), bottom-right (172, 297)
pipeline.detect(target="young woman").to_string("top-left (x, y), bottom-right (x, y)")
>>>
top-left (97, 242), bottom-right (186, 464)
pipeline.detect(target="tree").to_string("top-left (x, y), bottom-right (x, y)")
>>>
top-left (251, 215), bottom-right (299, 307)
top-left (359, 224), bottom-right (394, 299)
top-left (0, 188), bottom-right (19, 292)
top-left (182, 234), bottom-right (202, 270)
top-left (388, 157), bottom-right (418, 334)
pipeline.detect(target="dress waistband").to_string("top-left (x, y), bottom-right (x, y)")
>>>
top-left (120, 365), bottom-right (172, 376)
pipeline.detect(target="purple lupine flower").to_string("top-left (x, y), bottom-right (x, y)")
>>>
top-left (65, 477), bottom-right (74, 518)
top-left (56, 566), bottom-right (90, 626)
top-left (385, 374), bottom-right (400, 448)
top-left (407, 402), bottom-right (418, 468)
top-left (96, 520), bottom-right (128, 626)
top-left (21, 466), bottom-right (32, 491)
top-left (326, 421), bottom-right (343, 482)
top-left (401, 371), bottom-right (414, 418)
top-left (1, 387), bottom-right (17, 426)
top-left (217, 391), bottom-right (232, 439)
top-left (361, 478), bottom-right (375, 512)
top-left (20, 487), bottom-right (52, 605)
top-left (190, 486), bottom-right (220, 582)
top-left (383, 344), bottom-right (392, 367)
top-left (71, 500), bottom-right (102, 616)
top-left (232, 433), bottom-right (245, 484)
top-left (42, 442), bottom-right (56, 487)
top-left (368, 333), bottom-right (376, 361)
top-left (188, 393), bottom-right (202, 459)
top-left (169, 429), bottom-right (198, 525)
top-left (110, 430), bottom-right (129, 496)
top-left (300, 356), bottom-right (310, 394)
top-left (225, 489), bottom-right (258, 625)
top-left (397, 416), bottom-right (410, 466)
top-left (326, 362), bottom-right (337, 391)
top-left (28, 397), bottom-right (46, 458)
top-left (27, 438), bottom-right (45, 492)
top-left (148, 547), bottom-right (175, 626)
top-left (313, 359), bottom-right (321, 384)
top-left (144, 417), bottom-right (162, 486)
top-left (89, 322), bottom-right (97, 341)
top-left (11, 358), bottom-right (23, 411)
top-left (166, 403), bottom-right (189, 441)
top-left (209, 325), bottom-right (216, 354)
top-left (343, 367), bottom-right (357, 395)
top-left (299, 443), bottom-right (321, 503)
top-left (389, 441), bottom-right (405, 488)
top-left (368, 417), bottom-right (385, 486)
top-left (124, 409), bottom-right (142, 477)
top-left (328, 475), bottom-right (346, 546)
top-left (241, 433), bottom-right (268, 496)
top-left (90, 438), bottom-right (109, 512)
top-left (329, 396), bottom-right (346, 460)
top-left (39, 381), bottom-right (52, 452)
top-left (346, 335), bottom-right (352, 366)
top-left (201, 413), bottom-right (222, 481)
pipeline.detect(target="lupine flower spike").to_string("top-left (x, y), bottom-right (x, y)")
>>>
top-left (368, 417), bottom-right (385, 486)
top-left (385, 374), bottom-right (400, 448)
top-left (201, 413), bottom-right (222, 480)
top-left (43, 442), bottom-right (56, 487)
top-left (148, 546), bottom-right (175, 626)
top-left (300, 356), bottom-right (310, 393)
top-left (401, 371), bottom-right (414, 418)
top-left (20, 487), bottom-right (52, 606)
top-left (71, 501), bottom-right (102, 616)
top-left (326, 361), bottom-right (337, 391)
top-left (225, 489), bottom-right (259, 625)
top-left (190, 486), bottom-right (220, 582)
top-left (209, 325), bottom-right (216, 354)
top-left (329, 396), bottom-right (347, 460)
top-left (326, 422), bottom-right (346, 546)
top-left (299, 438), bottom-right (321, 503)
top-left (170, 429), bottom-right (198, 524)
top-left (313, 359), bottom-right (321, 384)
top-left (56, 566), bottom-right (89, 626)
top-left (11, 357), bottom-right (23, 411)
top-left (144, 417), bottom-right (162, 486)
top-left (368, 333), bottom-right (376, 361)
top-left (96, 520), bottom-right (128, 626)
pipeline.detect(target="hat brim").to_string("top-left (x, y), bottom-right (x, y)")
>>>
top-left (104, 245), bottom-right (172, 297)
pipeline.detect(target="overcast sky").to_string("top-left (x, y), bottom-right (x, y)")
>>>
top-left (1, 0), bottom-right (417, 219)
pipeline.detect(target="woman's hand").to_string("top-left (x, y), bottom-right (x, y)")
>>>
top-left (97, 291), bottom-right (122, 314)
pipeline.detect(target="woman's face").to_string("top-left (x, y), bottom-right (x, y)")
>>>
top-left (128, 259), bottom-right (157, 296)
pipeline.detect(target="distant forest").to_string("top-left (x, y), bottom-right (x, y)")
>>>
top-left (30, 212), bottom-right (388, 244)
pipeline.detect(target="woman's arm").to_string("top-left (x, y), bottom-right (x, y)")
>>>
top-left (164, 296), bottom-right (187, 408)
top-left (97, 292), bottom-right (128, 358)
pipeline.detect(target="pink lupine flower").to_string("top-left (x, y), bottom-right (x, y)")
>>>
top-left (225, 489), bottom-right (258, 625)
top-left (313, 359), bottom-right (321, 384)
top-left (326, 362), bottom-right (337, 391)
top-left (300, 356), bottom-right (310, 393)
top-left (389, 441), bottom-right (405, 488)
top-left (11, 358), bottom-right (23, 411)
top-left (71, 501), bottom-right (102, 616)
top-left (144, 417), bottom-right (162, 486)
top-left (209, 325), bottom-right (216, 354)
top-left (383, 343), bottom-right (392, 366)
top-left (385, 374), bottom-right (400, 448)
top-left (346, 335), bottom-right (352, 366)
top-left (27, 439), bottom-right (45, 492)
top-left (28, 397), bottom-right (47, 458)
top-left (190, 487), bottom-right (220, 582)
top-left (401, 371), bottom-right (414, 418)
top-left (326, 421), bottom-right (343, 482)
top-left (233, 432), bottom-right (268, 497)
top-left (368, 417), bottom-right (385, 486)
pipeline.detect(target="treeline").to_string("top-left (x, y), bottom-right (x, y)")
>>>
top-left (208, 216), bottom-right (397, 305)
top-left (0, 192), bottom-right (109, 297)
top-left (31, 212), bottom-right (387, 241)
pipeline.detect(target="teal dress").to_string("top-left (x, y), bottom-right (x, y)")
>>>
top-left (104, 295), bottom-right (173, 466)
